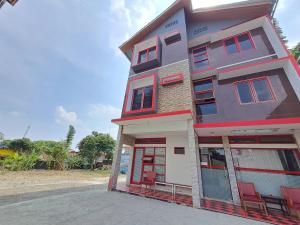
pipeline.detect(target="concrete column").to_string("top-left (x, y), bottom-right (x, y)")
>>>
top-left (187, 119), bottom-right (203, 208)
top-left (222, 136), bottom-right (241, 205)
top-left (108, 126), bottom-right (124, 191)
top-left (293, 132), bottom-right (300, 156)
top-left (126, 147), bottom-right (134, 186)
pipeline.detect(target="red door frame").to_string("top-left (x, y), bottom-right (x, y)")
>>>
top-left (130, 147), bottom-right (166, 185)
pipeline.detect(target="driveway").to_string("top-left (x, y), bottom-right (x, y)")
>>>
top-left (0, 184), bottom-right (269, 225)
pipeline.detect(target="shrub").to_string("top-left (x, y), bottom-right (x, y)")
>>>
top-left (66, 155), bottom-right (89, 169)
top-left (1, 153), bottom-right (38, 171)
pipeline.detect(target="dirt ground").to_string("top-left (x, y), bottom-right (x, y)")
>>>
top-left (0, 169), bottom-right (112, 197)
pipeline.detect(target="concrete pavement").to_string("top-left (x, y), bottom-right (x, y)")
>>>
top-left (0, 184), bottom-right (269, 225)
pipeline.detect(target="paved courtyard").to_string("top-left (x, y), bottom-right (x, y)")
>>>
top-left (0, 184), bottom-right (269, 225)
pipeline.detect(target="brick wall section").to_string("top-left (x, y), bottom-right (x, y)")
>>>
top-left (157, 59), bottom-right (194, 113)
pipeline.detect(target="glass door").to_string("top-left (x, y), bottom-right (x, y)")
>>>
top-left (200, 147), bottom-right (232, 201)
top-left (130, 147), bottom-right (166, 184)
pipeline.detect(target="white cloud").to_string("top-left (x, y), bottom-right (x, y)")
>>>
top-left (55, 106), bottom-right (79, 125)
top-left (110, 0), bottom-right (132, 27)
top-left (88, 104), bottom-right (121, 119)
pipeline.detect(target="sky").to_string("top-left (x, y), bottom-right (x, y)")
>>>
top-left (0, 0), bottom-right (299, 149)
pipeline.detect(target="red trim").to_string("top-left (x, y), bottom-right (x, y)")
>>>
top-left (193, 77), bottom-right (215, 102)
top-left (235, 166), bottom-right (300, 175)
top-left (135, 138), bottom-right (166, 145)
top-left (160, 73), bottom-right (183, 86)
top-left (219, 56), bottom-right (290, 74)
top-left (201, 165), bottom-right (225, 170)
top-left (113, 109), bottom-right (192, 123)
top-left (223, 32), bottom-right (255, 55)
top-left (194, 117), bottom-right (300, 129)
top-left (198, 136), bottom-right (223, 144)
top-left (122, 73), bottom-right (157, 115)
top-left (229, 135), bottom-right (296, 144)
top-left (132, 35), bottom-right (159, 66)
top-left (234, 76), bottom-right (276, 105)
top-left (192, 45), bottom-right (209, 68)
top-left (130, 147), bottom-right (166, 185)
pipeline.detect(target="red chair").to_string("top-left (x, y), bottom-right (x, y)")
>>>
top-left (281, 186), bottom-right (300, 219)
top-left (142, 171), bottom-right (156, 192)
top-left (237, 181), bottom-right (268, 215)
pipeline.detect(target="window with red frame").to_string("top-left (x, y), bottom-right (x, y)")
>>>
top-left (138, 47), bottom-right (156, 64)
top-left (131, 86), bottom-right (153, 110)
top-left (194, 78), bottom-right (217, 116)
top-left (235, 77), bottom-right (274, 104)
top-left (193, 46), bottom-right (209, 69)
top-left (224, 32), bottom-right (254, 54)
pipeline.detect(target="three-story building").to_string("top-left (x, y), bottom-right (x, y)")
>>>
top-left (109, 0), bottom-right (300, 208)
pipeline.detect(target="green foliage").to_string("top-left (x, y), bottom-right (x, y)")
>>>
top-left (66, 125), bottom-right (76, 149)
top-left (7, 138), bottom-right (33, 153)
top-left (290, 42), bottom-right (300, 65)
top-left (78, 132), bottom-right (115, 169)
top-left (1, 153), bottom-right (38, 171)
top-left (43, 141), bottom-right (68, 170)
top-left (66, 155), bottom-right (89, 169)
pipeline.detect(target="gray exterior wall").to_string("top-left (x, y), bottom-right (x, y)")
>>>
top-left (198, 69), bottom-right (300, 123)
top-left (129, 9), bottom-right (189, 76)
top-left (189, 27), bottom-right (276, 72)
top-left (187, 18), bottom-right (245, 40)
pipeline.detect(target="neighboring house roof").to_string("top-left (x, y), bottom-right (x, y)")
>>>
top-left (120, 0), bottom-right (277, 57)
top-left (0, 143), bottom-right (7, 149)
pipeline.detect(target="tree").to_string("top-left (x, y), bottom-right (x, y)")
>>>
top-left (8, 138), bottom-right (33, 153)
top-left (272, 18), bottom-right (288, 45)
top-left (39, 141), bottom-right (68, 170)
top-left (290, 42), bottom-right (300, 65)
top-left (78, 132), bottom-right (115, 170)
top-left (66, 125), bottom-right (76, 149)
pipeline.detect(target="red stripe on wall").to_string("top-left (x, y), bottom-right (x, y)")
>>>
top-left (194, 117), bottom-right (300, 129)
top-left (235, 167), bottom-right (300, 175)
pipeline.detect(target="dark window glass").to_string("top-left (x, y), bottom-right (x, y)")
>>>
top-left (253, 79), bottom-right (273, 102)
top-left (229, 137), bottom-right (257, 144)
top-left (238, 33), bottom-right (253, 50)
top-left (194, 60), bottom-right (209, 69)
top-left (148, 47), bottom-right (156, 61)
top-left (260, 136), bottom-right (295, 144)
top-left (225, 38), bottom-right (238, 54)
top-left (195, 91), bottom-right (214, 100)
top-left (236, 82), bottom-right (254, 103)
top-left (138, 50), bottom-right (147, 64)
top-left (196, 103), bottom-right (217, 115)
top-left (194, 79), bottom-right (213, 92)
top-left (193, 47), bottom-right (208, 68)
top-left (165, 33), bottom-right (181, 45)
top-left (174, 147), bottom-right (185, 155)
top-left (200, 148), bottom-right (226, 167)
top-left (278, 150), bottom-right (300, 171)
top-left (194, 54), bottom-right (207, 62)
top-left (132, 89), bottom-right (143, 110)
top-left (198, 137), bottom-right (223, 144)
top-left (194, 47), bottom-right (206, 55)
top-left (142, 86), bottom-right (153, 109)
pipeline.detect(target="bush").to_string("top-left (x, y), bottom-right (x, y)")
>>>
top-left (1, 153), bottom-right (38, 171)
top-left (66, 155), bottom-right (89, 169)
